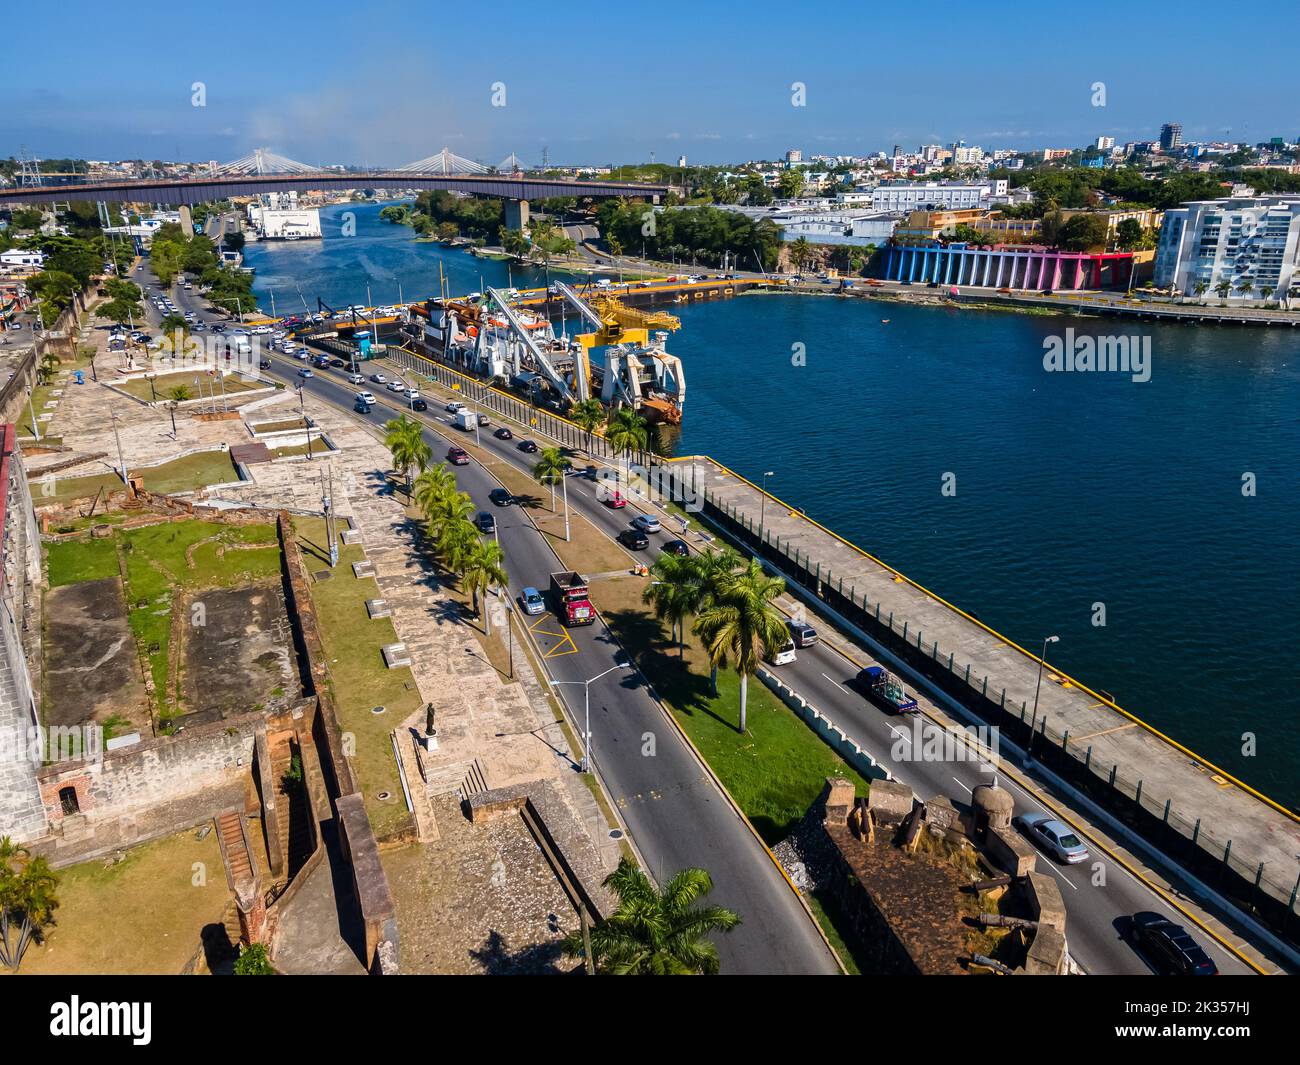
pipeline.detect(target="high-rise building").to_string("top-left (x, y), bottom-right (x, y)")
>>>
top-left (785, 148), bottom-right (802, 164)
top-left (1160, 123), bottom-right (1182, 151)
top-left (1155, 195), bottom-right (1300, 300)
top-left (1095, 136), bottom-right (1115, 150)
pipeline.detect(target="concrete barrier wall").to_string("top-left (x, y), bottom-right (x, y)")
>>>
top-left (757, 668), bottom-right (890, 782)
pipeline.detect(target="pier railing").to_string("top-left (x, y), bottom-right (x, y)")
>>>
top-left (656, 461), bottom-right (1300, 953)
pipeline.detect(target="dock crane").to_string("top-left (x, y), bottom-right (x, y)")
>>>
top-left (484, 288), bottom-right (581, 403)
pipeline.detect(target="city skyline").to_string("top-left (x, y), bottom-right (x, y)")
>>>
top-left (3, 0), bottom-right (1296, 166)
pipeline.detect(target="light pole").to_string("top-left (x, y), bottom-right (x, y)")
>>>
top-left (551, 661), bottom-right (634, 774)
top-left (759, 470), bottom-right (774, 540)
top-left (1028, 635), bottom-right (1060, 746)
top-left (561, 464), bottom-right (570, 542)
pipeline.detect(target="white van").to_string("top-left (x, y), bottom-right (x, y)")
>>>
top-left (768, 640), bottom-right (797, 667)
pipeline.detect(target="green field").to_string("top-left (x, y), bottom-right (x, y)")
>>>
top-left (114, 371), bottom-right (264, 401)
top-left (29, 450), bottom-right (241, 504)
top-left (45, 536), bottom-right (121, 587)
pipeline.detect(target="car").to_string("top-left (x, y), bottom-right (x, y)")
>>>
top-left (330, 358), bottom-right (346, 368)
top-left (312, 355), bottom-right (330, 368)
top-left (1129, 912), bottom-right (1218, 976)
top-left (355, 390), bottom-right (376, 405)
top-left (253, 324), bottom-right (272, 335)
top-left (478, 413), bottom-right (489, 426)
top-left (1014, 812), bottom-right (1089, 864)
top-left (631, 513), bottom-right (661, 534)
top-left (786, 620), bottom-right (818, 648)
top-left (370, 372), bottom-right (387, 384)
top-left (354, 398), bottom-right (373, 413)
top-left (445, 400), bottom-right (465, 413)
top-left (211, 323), bottom-right (226, 333)
top-left (602, 489), bottom-right (626, 509)
top-left (520, 587), bottom-right (546, 616)
top-left (475, 511), bottom-right (496, 533)
top-left (403, 388), bottom-right (420, 401)
top-left (619, 528), bottom-right (650, 550)
top-left (411, 398), bottom-right (427, 411)
top-left (494, 427), bottom-right (513, 441)
top-left (767, 639), bottom-right (797, 666)
top-left (259, 357), bottom-right (272, 369)
top-left (518, 439), bottom-right (538, 454)
top-left (297, 368), bottom-right (314, 378)
top-left (348, 372), bottom-right (365, 385)
top-left (447, 447), bottom-right (469, 466)
top-left (295, 350), bottom-right (309, 361)
top-left (386, 379), bottom-right (405, 392)
top-left (661, 539), bottom-right (689, 557)
top-left (489, 487), bottom-right (512, 506)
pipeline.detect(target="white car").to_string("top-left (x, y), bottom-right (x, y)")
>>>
top-left (631, 513), bottom-right (661, 534)
top-left (355, 391), bottom-right (376, 405)
top-left (348, 372), bottom-right (365, 385)
top-left (370, 372), bottom-right (388, 384)
top-left (404, 388), bottom-right (421, 401)
top-left (253, 325), bottom-right (272, 335)
top-left (767, 639), bottom-right (797, 667)
top-left (445, 400), bottom-right (465, 413)
top-left (385, 379), bottom-right (404, 392)
top-left (295, 350), bottom-right (309, 361)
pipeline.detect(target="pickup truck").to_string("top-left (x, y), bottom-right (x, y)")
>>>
top-left (856, 666), bottom-right (918, 714)
top-left (550, 570), bottom-right (595, 626)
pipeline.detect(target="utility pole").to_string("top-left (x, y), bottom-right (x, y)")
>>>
top-left (110, 409), bottom-right (128, 485)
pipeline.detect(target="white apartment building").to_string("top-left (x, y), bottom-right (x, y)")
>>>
top-left (1155, 196), bottom-right (1300, 301)
top-left (870, 182), bottom-right (989, 212)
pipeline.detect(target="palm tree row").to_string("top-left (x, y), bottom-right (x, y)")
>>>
top-left (383, 414), bottom-right (432, 495)
top-left (410, 460), bottom-right (508, 634)
top-left (643, 545), bottom-right (788, 733)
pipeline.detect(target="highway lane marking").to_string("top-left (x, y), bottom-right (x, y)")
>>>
top-left (820, 672), bottom-right (851, 696)
top-left (1040, 861), bottom-right (1079, 890)
top-left (951, 776), bottom-right (971, 794)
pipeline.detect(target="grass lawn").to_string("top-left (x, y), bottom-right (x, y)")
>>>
top-left (115, 519), bottom-right (281, 722)
top-left (292, 516), bottom-right (422, 838)
top-left (588, 575), bottom-right (870, 845)
top-left (30, 450), bottom-right (241, 504)
top-left (45, 536), bottom-right (120, 587)
top-left (14, 828), bottom-right (228, 975)
top-left (272, 440), bottom-right (334, 459)
top-left (114, 370), bottom-right (263, 401)
top-left (250, 417), bottom-right (309, 434)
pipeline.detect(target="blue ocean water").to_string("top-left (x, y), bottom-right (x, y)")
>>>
top-left (244, 209), bottom-right (1300, 805)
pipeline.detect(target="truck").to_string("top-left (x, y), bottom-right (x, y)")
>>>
top-left (454, 408), bottom-right (478, 431)
top-left (856, 666), bottom-right (918, 714)
top-left (550, 571), bottom-right (595, 626)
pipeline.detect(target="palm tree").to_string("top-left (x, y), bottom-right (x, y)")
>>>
top-left (413, 463), bottom-right (456, 520)
top-left (560, 857), bottom-right (740, 975)
top-left (1192, 281), bottom-right (1209, 298)
top-left (790, 236), bottom-right (812, 272)
top-left (383, 414), bottom-right (431, 494)
top-left (159, 312), bottom-right (188, 355)
top-left (0, 836), bottom-right (60, 972)
top-left (425, 488), bottom-right (474, 545)
top-left (532, 447), bottom-right (571, 511)
top-left (643, 551), bottom-right (703, 657)
top-left (691, 547), bottom-right (742, 694)
top-left (36, 349), bottom-right (60, 386)
top-left (570, 398), bottom-right (605, 453)
top-left (168, 384), bottom-right (192, 403)
top-left (605, 406), bottom-right (648, 489)
top-left (1236, 280), bottom-right (1254, 298)
top-left (437, 516), bottom-right (479, 579)
top-left (693, 557), bottom-right (788, 733)
top-left (461, 538), bottom-right (508, 635)
top-left (1214, 280), bottom-right (1233, 299)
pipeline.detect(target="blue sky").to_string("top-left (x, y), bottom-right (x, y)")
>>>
top-left (4, 0), bottom-right (1297, 166)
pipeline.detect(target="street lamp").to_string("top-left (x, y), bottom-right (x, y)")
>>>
top-left (759, 470), bottom-right (775, 541)
top-left (551, 661), bottom-right (635, 774)
top-left (1028, 635), bottom-right (1060, 747)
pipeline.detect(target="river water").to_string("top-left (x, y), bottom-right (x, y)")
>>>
top-left (244, 202), bottom-right (1300, 806)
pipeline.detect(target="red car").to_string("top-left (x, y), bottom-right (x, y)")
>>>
top-left (447, 447), bottom-right (469, 466)
top-left (603, 490), bottom-right (626, 509)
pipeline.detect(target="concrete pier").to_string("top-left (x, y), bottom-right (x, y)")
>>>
top-left (664, 455), bottom-right (1300, 927)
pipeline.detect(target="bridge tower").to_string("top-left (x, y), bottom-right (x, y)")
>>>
top-left (504, 198), bottom-right (530, 232)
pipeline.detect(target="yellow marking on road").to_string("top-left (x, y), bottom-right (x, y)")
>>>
top-left (529, 613), bottom-right (578, 658)
top-left (1074, 722), bottom-right (1139, 741)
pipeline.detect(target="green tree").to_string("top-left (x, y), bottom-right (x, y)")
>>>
top-left (0, 836), bottom-right (60, 972)
top-left (789, 236), bottom-right (812, 271)
top-left (643, 551), bottom-right (703, 656)
top-left (498, 226), bottom-right (530, 258)
top-left (159, 312), bottom-right (189, 354)
top-left (413, 463), bottom-right (457, 521)
top-left (383, 414), bottom-right (431, 493)
top-left (605, 406), bottom-right (648, 485)
top-left (560, 857), bottom-right (740, 975)
top-left (1214, 279), bottom-right (1232, 299)
top-left (168, 385), bottom-right (192, 402)
top-left (690, 546), bottom-right (742, 694)
top-left (693, 557), bottom-right (787, 732)
top-left (461, 538), bottom-right (508, 635)
top-left (569, 398), bottom-right (605, 453)
top-left (776, 169), bottom-right (804, 199)
top-left (531, 447), bottom-right (571, 511)
top-left (36, 349), bottom-right (61, 386)
top-left (233, 942), bottom-right (274, 975)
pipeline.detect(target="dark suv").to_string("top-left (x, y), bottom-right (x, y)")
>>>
top-left (618, 528), bottom-right (649, 550)
top-left (1129, 912), bottom-right (1218, 975)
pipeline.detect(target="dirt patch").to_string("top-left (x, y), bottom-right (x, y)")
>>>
top-left (43, 577), bottom-right (148, 730)
top-left (178, 582), bottom-right (301, 726)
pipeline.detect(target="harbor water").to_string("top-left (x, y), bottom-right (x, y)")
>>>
top-left (244, 205), bottom-right (1300, 807)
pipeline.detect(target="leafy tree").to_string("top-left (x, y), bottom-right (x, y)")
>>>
top-left (233, 942), bottom-right (274, 975)
top-left (789, 237), bottom-right (813, 271)
top-left (37, 350), bottom-right (61, 386)
top-left (498, 226), bottom-right (530, 258)
top-left (605, 406), bottom-right (648, 485)
top-left (0, 836), bottom-right (60, 972)
top-left (531, 447), bottom-right (571, 511)
top-left (693, 557), bottom-right (787, 732)
top-left (1214, 280), bottom-right (1232, 299)
top-left (1115, 218), bottom-right (1144, 250)
top-left (643, 551), bottom-right (703, 656)
top-left (560, 857), bottom-right (740, 975)
top-left (569, 398), bottom-right (605, 452)
top-left (168, 385), bottom-right (192, 402)
top-left (1057, 213), bottom-right (1111, 252)
top-left (461, 538), bottom-right (508, 635)
top-left (776, 169), bottom-right (804, 198)
top-left (383, 414), bottom-right (431, 493)
top-left (413, 463), bottom-right (457, 520)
